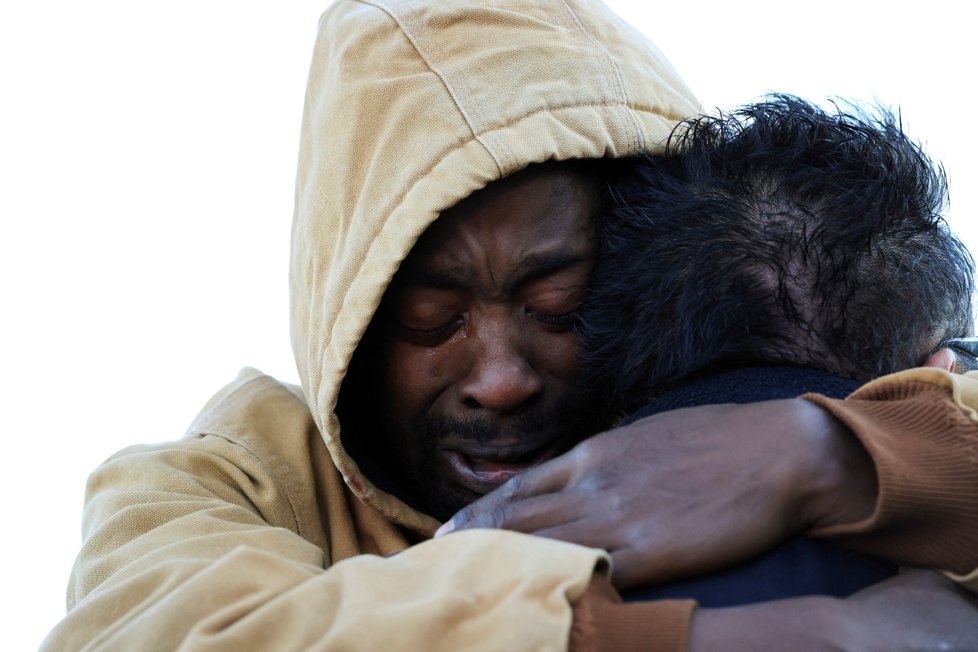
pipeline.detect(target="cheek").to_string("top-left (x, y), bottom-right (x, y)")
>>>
top-left (535, 332), bottom-right (582, 383)
top-left (384, 341), bottom-right (461, 422)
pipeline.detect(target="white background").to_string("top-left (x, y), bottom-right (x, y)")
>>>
top-left (3, 2), bottom-right (974, 648)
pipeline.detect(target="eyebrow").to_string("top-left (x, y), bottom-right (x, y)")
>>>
top-left (402, 251), bottom-right (591, 294)
top-left (506, 252), bottom-right (591, 290)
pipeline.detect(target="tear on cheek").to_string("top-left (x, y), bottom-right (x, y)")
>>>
top-left (426, 347), bottom-right (445, 377)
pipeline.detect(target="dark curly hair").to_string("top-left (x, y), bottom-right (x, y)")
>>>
top-left (578, 95), bottom-right (975, 414)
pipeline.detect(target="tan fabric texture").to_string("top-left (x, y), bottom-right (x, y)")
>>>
top-left (45, 1), bottom-right (704, 649)
top-left (48, 370), bottom-right (611, 650)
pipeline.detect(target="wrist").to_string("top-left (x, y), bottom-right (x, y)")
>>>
top-left (690, 596), bottom-right (848, 651)
top-left (792, 398), bottom-right (878, 531)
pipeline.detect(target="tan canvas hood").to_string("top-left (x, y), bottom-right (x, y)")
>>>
top-left (289, 0), bottom-right (700, 532)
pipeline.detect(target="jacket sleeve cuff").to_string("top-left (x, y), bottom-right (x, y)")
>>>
top-left (570, 575), bottom-right (696, 652)
top-left (801, 375), bottom-right (978, 577)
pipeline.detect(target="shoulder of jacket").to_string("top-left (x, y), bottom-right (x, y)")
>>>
top-left (186, 368), bottom-right (313, 444)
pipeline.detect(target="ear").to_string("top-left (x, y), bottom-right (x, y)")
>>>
top-left (923, 347), bottom-right (956, 372)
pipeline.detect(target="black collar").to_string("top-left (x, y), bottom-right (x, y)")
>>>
top-left (625, 366), bottom-right (860, 424)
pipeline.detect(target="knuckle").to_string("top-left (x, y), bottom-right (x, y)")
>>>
top-left (458, 496), bottom-right (513, 530)
top-left (487, 504), bottom-right (512, 529)
top-left (501, 473), bottom-right (526, 499)
top-left (576, 464), bottom-right (614, 494)
top-left (623, 521), bottom-right (648, 545)
top-left (576, 473), bottom-right (601, 494)
top-left (573, 438), bottom-right (595, 459)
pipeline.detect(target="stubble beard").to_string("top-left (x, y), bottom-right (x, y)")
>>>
top-left (380, 396), bottom-right (609, 522)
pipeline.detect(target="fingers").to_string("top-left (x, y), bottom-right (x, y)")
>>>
top-left (503, 449), bottom-right (580, 496)
top-left (435, 449), bottom-right (596, 536)
top-left (531, 519), bottom-right (624, 551)
top-left (439, 426), bottom-right (638, 537)
top-left (446, 487), bottom-right (581, 536)
top-left (438, 451), bottom-right (580, 536)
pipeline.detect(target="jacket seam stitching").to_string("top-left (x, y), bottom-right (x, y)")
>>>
top-left (478, 100), bottom-right (686, 136)
top-left (557, 0), bottom-right (644, 152)
top-left (187, 374), bottom-right (276, 435)
top-left (358, 0), bottom-right (504, 174)
top-left (192, 430), bottom-right (307, 538)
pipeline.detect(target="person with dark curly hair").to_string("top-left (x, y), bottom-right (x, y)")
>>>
top-left (576, 95), bottom-right (976, 606)
top-left (582, 95), bottom-right (975, 411)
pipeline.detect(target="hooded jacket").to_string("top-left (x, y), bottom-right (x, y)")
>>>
top-left (45, 1), bottom-right (978, 650)
top-left (288, 0), bottom-right (698, 536)
top-left (46, 2), bottom-right (700, 650)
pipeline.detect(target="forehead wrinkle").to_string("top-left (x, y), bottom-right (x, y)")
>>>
top-left (397, 167), bottom-right (597, 295)
top-left (403, 246), bottom-right (590, 303)
top-left (399, 261), bottom-right (476, 290)
top-left (453, 211), bottom-right (594, 297)
top-left (503, 251), bottom-right (591, 291)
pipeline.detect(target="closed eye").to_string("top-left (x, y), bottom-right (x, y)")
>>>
top-left (527, 309), bottom-right (577, 330)
top-left (395, 317), bottom-right (464, 345)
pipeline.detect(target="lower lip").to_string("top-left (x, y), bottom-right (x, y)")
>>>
top-left (443, 445), bottom-right (555, 495)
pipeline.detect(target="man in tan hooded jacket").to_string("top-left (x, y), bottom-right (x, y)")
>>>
top-left (46, 1), bottom-right (978, 650)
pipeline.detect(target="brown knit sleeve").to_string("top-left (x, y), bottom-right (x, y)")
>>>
top-left (802, 376), bottom-right (978, 576)
top-left (569, 575), bottom-right (696, 652)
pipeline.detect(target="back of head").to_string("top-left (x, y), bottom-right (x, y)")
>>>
top-left (580, 95), bottom-right (975, 413)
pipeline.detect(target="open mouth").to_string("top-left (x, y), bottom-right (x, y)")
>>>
top-left (442, 440), bottom-right (561, 495)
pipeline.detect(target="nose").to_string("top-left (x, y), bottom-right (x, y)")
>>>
top-left (458, 324), bottom-right (544, 414)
